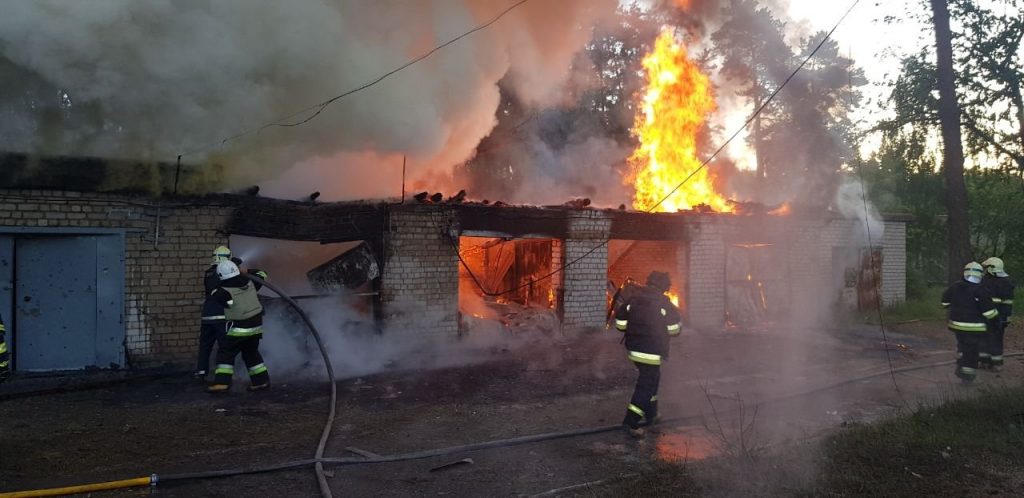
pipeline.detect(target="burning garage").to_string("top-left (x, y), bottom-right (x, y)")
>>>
top-left (0, 3), bottom-right (910, 382)
top-left (0, 152), bottom-right (906, 376)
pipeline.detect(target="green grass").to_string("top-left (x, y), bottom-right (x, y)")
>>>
top-left (874, 283), bottom-right (1022, 324)
top-left (851, 285), bottom-right (946, 325)
top-left (812, 385), bottom-right (1024, 497)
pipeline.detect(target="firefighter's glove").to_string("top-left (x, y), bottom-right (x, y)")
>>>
top-left (250, 269), bottom-right (269, 281)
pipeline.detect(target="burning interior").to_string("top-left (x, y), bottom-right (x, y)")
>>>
top-left (608, 240), bottom-right (688, 322)
top-left (457, 235), bottom-right (562, 333)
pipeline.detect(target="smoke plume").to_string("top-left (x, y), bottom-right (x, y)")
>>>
top-left (0, 0), bottom-right (618, 198)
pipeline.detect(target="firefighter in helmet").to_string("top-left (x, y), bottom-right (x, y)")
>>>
top-left (195, 245), bottom-right (235, 380)
top-left (0, 312), bottom-right (9, 383)
top-left (941, 262), bottom-right (999, 384)
top-left (979, 257), bottom-right (1014, 369)
top-left (207, 260), bottom-right (270, 393)
top-left (614, 270), bottom-right (682, 437)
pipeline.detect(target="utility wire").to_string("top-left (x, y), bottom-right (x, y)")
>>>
top-left (178, 0), bottom-right (533, 158)
top-left (453, 0), bottom-right (862, 298)
top-left (848, 24), bottom-right (911, 409)
top-left (854, 157), bottom-right (910, 409)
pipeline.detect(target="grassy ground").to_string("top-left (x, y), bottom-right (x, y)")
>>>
top-left (811, 385), bottom-right (1024, 497)
top-left (858, 284), bottom-right (1022, 325)
top-left (880, 285), bottom-right (947, 323)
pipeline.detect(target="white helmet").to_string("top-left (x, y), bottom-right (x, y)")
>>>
top-left (963, 261), bottom-right (984, 283)
top-left (982, 257), bottom-right (1008, 277)
top-left (216, 260), bottom-right (241, 281)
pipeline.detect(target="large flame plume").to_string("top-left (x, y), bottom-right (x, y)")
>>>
top-left (626, 30), bottom-right (731, 213)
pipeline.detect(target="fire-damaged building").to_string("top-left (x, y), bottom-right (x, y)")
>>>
top-left (0, 154), bottom-right (907, 374)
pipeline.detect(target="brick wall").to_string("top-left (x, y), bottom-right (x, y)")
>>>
top-left (0, 189), bottom-right (229, 367)
top-left (787, 217), bottom-right (908, 322)
top-left (550, 238), bottom-right (564, 315)
top-left (562, 211), bottom-right (611, 330)
top-left (880, 221), bottom-right (907, 305)
top-left (380, 206), bottom-right (459, 337)
top-left (608, 241), bottom-right (682, 289)
top-left (687, 216), bottom-right (727, 330)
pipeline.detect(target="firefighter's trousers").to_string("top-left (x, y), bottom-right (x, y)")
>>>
top-left (213, 334), bottom-right (269, 387)
top-left (981, 321), bottom-right (1008, 366)
top-left (623, 361), bottom-right (660, 429)
top-left (954, 331), bottom-right (982, 381)
top-left (196, 321), bottom-right (226, 373)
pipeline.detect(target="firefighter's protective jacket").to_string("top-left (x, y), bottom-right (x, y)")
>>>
top-left (941, 280), bottom-right (998, 332)
top-left (211, 270), bottom-right (268, 337)
top-left (982, 275), bottom-right (1015, 323)
top-left (614, 286), bottom-right (682, 365)
top-left (201, 265), bottom-right (227, 323)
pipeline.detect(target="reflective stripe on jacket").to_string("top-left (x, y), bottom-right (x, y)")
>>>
top-left (983, 275), bottom-right (1015, 321)
top-left (942, 280), bottom-right (998, 333)
top-left (615, 286), bottom-right (682, 359)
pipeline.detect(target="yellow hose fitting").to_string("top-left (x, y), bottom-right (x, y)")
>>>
top-left (0, 475), bottom-right (154, 497)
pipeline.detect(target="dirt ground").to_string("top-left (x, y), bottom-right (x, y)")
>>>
top-left (1, 319), bottom-right (1022, 497)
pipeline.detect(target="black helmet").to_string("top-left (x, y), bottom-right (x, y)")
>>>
top-left (646, 271), bottom-right (671, 292)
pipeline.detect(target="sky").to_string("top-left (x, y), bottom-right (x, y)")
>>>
top-left (706, 0), bottom-right (933, 170)
top-left (786, 0), bottom-right (1023, 165)
top-left (786, 0), bottom-right (930, 137)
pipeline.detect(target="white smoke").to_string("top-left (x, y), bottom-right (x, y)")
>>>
top-left (834, 177), bottom-right (884, 244)
top-left (0, 0), bottom-right (618, 197)
top-left (260, 295), bottom-right (541, 381)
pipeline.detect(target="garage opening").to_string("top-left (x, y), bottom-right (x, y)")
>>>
top-left (457, 236), bottom-right (562, 332)
top-left (226, 235), bottom-right (382, 376)
top-left (607, 240), bottom-right (687, 322)
top-left (725, 243), bottom-right (788, 328)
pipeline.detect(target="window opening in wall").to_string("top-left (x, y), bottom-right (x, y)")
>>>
top-left (457, 236), bottom-right (561, 333)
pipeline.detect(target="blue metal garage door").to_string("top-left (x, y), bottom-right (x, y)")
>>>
top-left (0, 237), bottom-right (12, 359)
top-left (13, 235), bottom-right (124, 371)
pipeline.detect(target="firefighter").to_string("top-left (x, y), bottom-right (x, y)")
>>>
top-left (195, 245), bottom-right (234, 380)
top-left (941, 262), bottom-right (999, 384)
top-left (614, 270), bottom-right (682, 438)
top-left (979, 257), bottom-right (1014, 369)
top-left (207, 260), bottom-right (270, 393)
top-left (0, 312), bottom-right (9, 383)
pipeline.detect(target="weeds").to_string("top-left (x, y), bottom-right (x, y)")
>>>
top-left (699, 382), bottom-right (764, 461)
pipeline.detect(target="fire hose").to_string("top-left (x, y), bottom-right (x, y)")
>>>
top-left (246, 274), bottom-right (338, 498)
top-left (1, 346), bottom-right (1021, 497)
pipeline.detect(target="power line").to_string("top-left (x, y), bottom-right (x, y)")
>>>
top-left (452, 0), bottom-right (863, 299)
top-left (178, 0), bottom-right (533, 158)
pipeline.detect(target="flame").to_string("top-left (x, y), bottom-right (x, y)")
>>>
top-left (666, 290), bottom-right (680, 307)
top-left (626, 30), bottom-right (731, 213)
